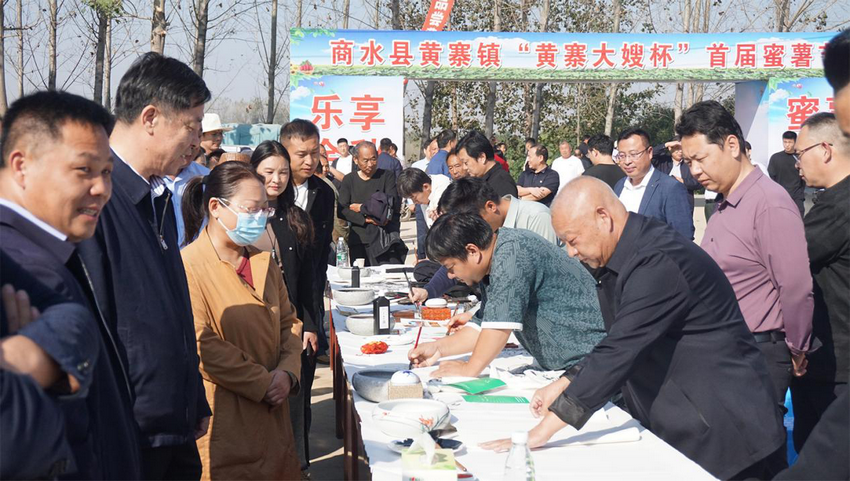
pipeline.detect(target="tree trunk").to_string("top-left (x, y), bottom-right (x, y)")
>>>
top-left (105, 19), bottom-right (112, 111)
top-left (521, 0), bottom-right (532, 136)
top-left (374, 0), bottom-right (380, 29)
top-left (151, 0), bottom-right (166, 54)
top-left (342, 0), bottom-right (350, 28)
top-left (775, 0), bottom-right (790, 32)
top-left (266, 0), bottom-right (278, 123)
top-left (575, 85), bottom-right (582, 145)
top-left (695, 0), bottom-right (710, 102)
top-left (391, 0), bottom-right (400, 29)
top-left (530, 0), bottom-right (551, 139)
top-left (0, 4), bottom-right (7, 118)
top-left (49, 0), bottom-right (58, 89)
top-left (603, 0), bottom-right (622, 136)
top-left (451, 83), bottom-right (459, 130)
top-left (674, 83), bottom-right (684, 122)
top-left (421, 81), bottom-right (436, 151)
top-left (296, 0), bottom-right (302, 28)
top-left (192, 0), bottom-right (210, 76)
top-left (93, 9), bottom-right (108, 105)
top-left (484, 0), bottom-right (501, 139)
top-left (17, 0), bottom-right (24, 96)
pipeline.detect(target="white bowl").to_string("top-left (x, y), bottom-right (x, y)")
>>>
top-left (425, 298), bottom-right (448, 308)
top-left (345, 314), bottom-right (377, 336)
top-left (337, 266), bottom-right (372, 281)
top-left (334, 288), bottom-right (376, 306)
top-left (372, 399), bottom-right (451, 438)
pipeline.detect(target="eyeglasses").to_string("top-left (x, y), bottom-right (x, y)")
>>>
top-left (793, 142), bottom-right (832, 163)
top-left (217, 197), bottom-right (275, 217)
top-left (614, 147), bottom-right (651, 163)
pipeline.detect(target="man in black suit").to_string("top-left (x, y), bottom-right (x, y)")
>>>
top-left (483, 176), bottom-right (785, 480)
top-left (0, 91), bottom-right (142, 478)
top-left (77, 53), bottom-right (211, 480)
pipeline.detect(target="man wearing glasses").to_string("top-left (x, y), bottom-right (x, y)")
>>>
top-left (612, 128), bottom-right (694, 239)
top-left (677, 100), bottom-right (814, 471)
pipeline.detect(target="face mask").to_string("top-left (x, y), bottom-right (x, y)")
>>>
top-left (215, 199), bottom-right (268, 246)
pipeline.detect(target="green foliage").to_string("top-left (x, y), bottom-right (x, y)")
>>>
top-left (84, 0), bottom-right (122, 17)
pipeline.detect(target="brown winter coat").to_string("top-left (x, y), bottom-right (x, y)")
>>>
top-left (182, 228), bottom-right (302, 480)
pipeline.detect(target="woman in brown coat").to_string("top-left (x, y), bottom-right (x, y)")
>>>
top-left (181, 161), bottom-right (302, 480)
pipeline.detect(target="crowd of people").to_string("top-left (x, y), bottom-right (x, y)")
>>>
top-left (0, 29), bottom-right (847, 481)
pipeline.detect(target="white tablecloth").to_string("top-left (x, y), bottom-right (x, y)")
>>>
top-left (331, 299), bottom-right (717, 481)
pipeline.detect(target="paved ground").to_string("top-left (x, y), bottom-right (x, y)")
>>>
top-left (306, 202), bottom-right (711, 479)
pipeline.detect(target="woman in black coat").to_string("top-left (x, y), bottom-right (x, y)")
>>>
top-left (250, 141), bottom-right (318, 475)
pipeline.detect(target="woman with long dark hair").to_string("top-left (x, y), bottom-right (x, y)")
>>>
top-left (249, 140), bottom-right (318, 476)
top-left (181, 161), bottom-right (302, 479)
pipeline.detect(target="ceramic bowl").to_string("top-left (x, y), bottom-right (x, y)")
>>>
top-left (334, 288), bottom-right (376, 306)
top-left (351, 369), bottom-right (396, 402)
top-left (372, 399), bottom-right (451, 438)
top-left (337, 266), bottom-right (372, 281)
top-left (345, 314), bottom-right (377, 336)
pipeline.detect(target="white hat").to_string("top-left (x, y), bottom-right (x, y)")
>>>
top-left (202, 113), bottom-right (233, 134)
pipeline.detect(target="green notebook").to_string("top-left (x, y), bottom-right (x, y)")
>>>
top-left (462, 395), bottom-right (529, 404)
top-left (446, 377), bottom-right (506, 394)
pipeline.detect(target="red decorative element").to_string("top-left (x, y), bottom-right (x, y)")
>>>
top-left (350, 95), bottom-right (385, 132)
top-left (448, 41), bottom-right (473, 68)
top-left (311, 94), bottom-right (343, 130)
top-left (477, 42), bottom-right (502, 68)
top-left (827, 97), bottom-right (834, 112)
top-left (422, 0), bottom-right (455, 31)
top-left (790, 42), bottom-right (813, 68)
top-left (563, 42), bottom-right (587, 68)
top-left (298, 61), bottom-right (314, 74)
top-left (591, 42), bottom-right (616, 68)
top-left (389, 40), bottom-right (414, 66)
top-left (787, 96), bottom-right (820, 130)
top-left (359, 39), bottom-right (384, 66)
top-left (329, 39), bottom-right (355, 66)
top-left (535, 42), bottom-right (558, 69)
top-left (706, 42), bottom-right (730, 68)
top-left (419, 41), bottom-right (444, 67)
top-left (649, 42), bottom-right (673, 68)
top-left (734, 43), bottom-right (757, 68)
top-left (621, 42), bottom-right (645, 69)
top-left (763, 43), bottom-right (786, 68)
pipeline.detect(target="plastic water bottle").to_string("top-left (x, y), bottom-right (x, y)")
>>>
top-left (503, 431), bottom-right (536, 481)
top-left (336, 238), bottom-right (349, 268)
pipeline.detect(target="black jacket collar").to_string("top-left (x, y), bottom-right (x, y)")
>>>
top-left (604, 213), bottom-right (644, 275)
top-left (0, 205), bottom-right (76, 265)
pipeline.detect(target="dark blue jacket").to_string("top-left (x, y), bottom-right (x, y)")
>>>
top-left (78, 154), bottom-right (210, 448)
top-left (652, 144), bottom-right (702, 213)
top-left (0, 252), bottom-right (97, 479)
top-left (1, 206), bottom-right (142, 478)
top-left (378, 152), bottom-right (403, 179)
top-left (613, 168), bottom-right (695, 240)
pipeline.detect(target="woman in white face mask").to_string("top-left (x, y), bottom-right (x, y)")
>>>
top-left (181, 161), bottom-right (302, 480)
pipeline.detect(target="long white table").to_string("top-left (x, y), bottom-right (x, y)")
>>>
top-left (328, 288), bottom-right (717, 480)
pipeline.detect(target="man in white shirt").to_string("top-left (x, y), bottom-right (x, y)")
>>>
top-left (411, 136), bottom-right (438, 172)
top-left (164, 151), bottom-right (209, 247)
top-left (550, 140), bottom-right (585, 193)
top-left (396, 168), bottom-right (451, 227)
top-left (328, 137), bottom-right (355, 182)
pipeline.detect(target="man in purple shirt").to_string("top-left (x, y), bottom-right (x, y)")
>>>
top-left (677, 100), bottom-right (814, 467)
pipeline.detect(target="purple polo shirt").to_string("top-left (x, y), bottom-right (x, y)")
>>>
top-left (701, 168), bottom-right (813, 355)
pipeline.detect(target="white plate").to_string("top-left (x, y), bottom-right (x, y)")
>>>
top-left (382, 334), bottom-right (415, 346)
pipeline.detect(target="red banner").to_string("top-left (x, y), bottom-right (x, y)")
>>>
top-left (422, 0), bottom-right (454, 31)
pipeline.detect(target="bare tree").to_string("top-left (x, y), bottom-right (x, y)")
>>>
top-left (1, 2), bottom-right (7, 117)
top-left (17, 0), bottom-right (23, 96)
top-left (342, 0), bottom-right (350, 28)
top-left (374, 0), bottom-right (380, 29)
top-left (297, 0), bottom-right (302, 28)
top-left (192, 0), bottom-right (211, 76)
top-left (266, 0), bottom-right (278, 123)
top-left (391, 0), bottom-right (400, 29)
top-left (530, 0), bottom-right (551, 139)
top-left (774, 0), bottom-right (791, 31)
top-left (420, 80), bottom-right (436, 150)
top-left (151, 0), bottom-right (166, 54)
top-left (484, 0), bottom-right (501, 139)
top-left (105, 18), bottom-right (112, 111)
top-left (603, 0), bottom-right (622, 136)
top-left (49, 0), bottom-right (58, 89)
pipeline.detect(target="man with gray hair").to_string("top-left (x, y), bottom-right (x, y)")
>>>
top-left (481, 177), bottom-right (785, 480)
top-left (791, 112), bottom-right (850, 451)
top-left (550, 140), bottom-right (585, 193)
